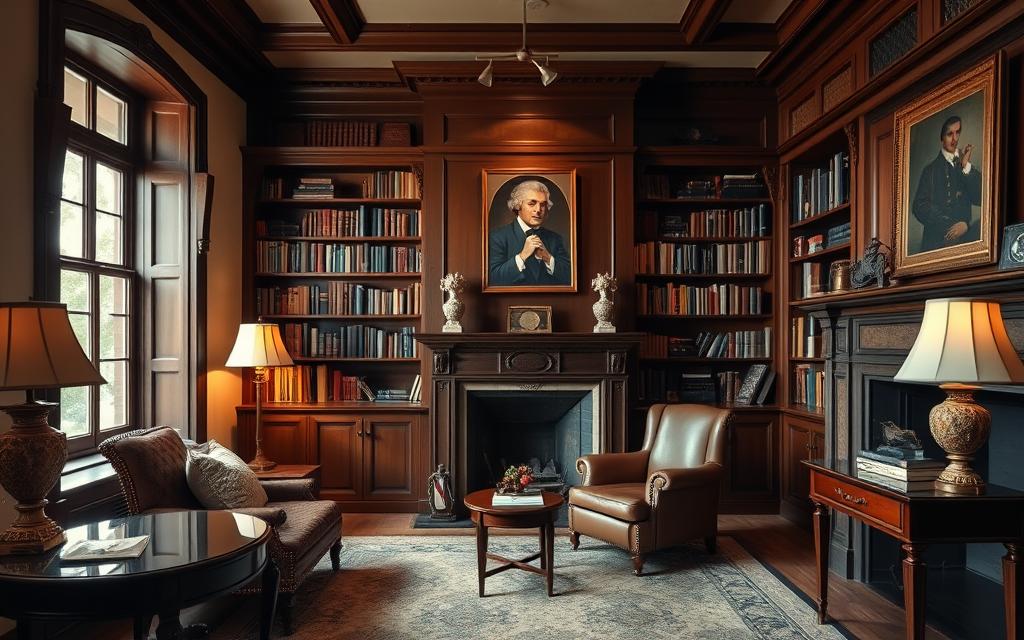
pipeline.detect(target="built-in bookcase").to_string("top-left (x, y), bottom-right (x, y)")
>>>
top-left (634, 151), bottom-right (776, 409)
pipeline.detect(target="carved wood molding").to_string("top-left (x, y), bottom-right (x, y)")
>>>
top-left (432, 350), bottom-right (450, 375)
top-left (504, 352), bottom-right (558, 374)
top-left (761, 164), bottom-right (779, 204)
top-left (843, 120), bottom-right (859, 168)
top-left (679, 0), bottom-right (732, 44)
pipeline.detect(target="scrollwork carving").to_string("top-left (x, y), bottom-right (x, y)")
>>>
top-left (433, 350), bottom-right (450, 375)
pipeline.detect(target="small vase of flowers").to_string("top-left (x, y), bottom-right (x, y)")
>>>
top-left (496, 464), bottom-right (535, 494)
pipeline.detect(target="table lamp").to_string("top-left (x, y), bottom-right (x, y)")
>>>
top-left (894, 298), bottom-right (1024, 493)
top-left (226, 322), bottom-right (293, 471)
top-left (0, 301), bottom-right (105, 554)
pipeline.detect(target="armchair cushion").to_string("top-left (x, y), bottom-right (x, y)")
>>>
top-left (230, 506), bottom-right (288, 527)
top-left (261, 478), bottom-right (316, 502)
top-left (99, 426), bottom-right (201, 513)
top-left (185, 440), bottom-right (268, 509)
top-left (568, 483), bottom-right (650, 522)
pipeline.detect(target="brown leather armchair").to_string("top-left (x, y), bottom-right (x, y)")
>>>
top-left (567, 404), bottom-right (729, 575)
top-left (100, 427), bottom-right (342, 635)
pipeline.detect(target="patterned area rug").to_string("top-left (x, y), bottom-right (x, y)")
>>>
top-left (231, 536), bottom-right (848, 640)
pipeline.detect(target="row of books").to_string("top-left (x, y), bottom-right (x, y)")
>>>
top-left (255, 282), bottom-right (422, 317)
top-left (826, 221), bottom-right (851, 245)
top-left (281, 323), bottom-right (417, 359)
top-left (640, 174), bottom-right (765, 200)
top-left (855, 450), bottom-right (944, 492)
top-left (638, 205), bottom-right (771, 240)
top-left (793, 363), bottom-right (825, 409)
top-left (641, 328), bottom-right (772, 359)
top-left (790, 316), bottom-right (821, 358)
top-left (636, 283), bottom-right (768, 316)
top-left (257, 207), bottom-right (420, 239)
top-left (259, 366), bottom-right (373, 403)
top-left (261, 170), bottom-right (419, 200)
top-left (637, 367), bottom-right (774, 406)
top-left (792, 222), bottom-right (851, 258)
top-left (791, 152), bottom-right (850, 222)
top-left (255, 241), bottom-right (421, 274)
top-left (305, 120), bottom-right (379, 147)
top-left (375, 375), bottom-right (422, 403)
top-left (634, 240), bottom-right (770, 276)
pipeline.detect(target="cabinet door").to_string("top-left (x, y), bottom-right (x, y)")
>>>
top-left (363, 415), bottom-right (417, 501)
top-left (722, 412), bottom-right (777, 508)
top-left (782, 417), bottom-right (826, 509)
top-left (311, 415), bottom-right (362, 500)
top-left (259, 414), bottom-right (311, 464)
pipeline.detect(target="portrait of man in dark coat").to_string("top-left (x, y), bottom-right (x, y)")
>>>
top-left (910, 115), bottom-right (982, 254)
top-left (487, 178), bottom-right (573, 288)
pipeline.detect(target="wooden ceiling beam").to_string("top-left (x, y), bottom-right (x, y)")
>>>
top-left (261, 23), bottom-right (773, 52)
top-left (679, 0), bottom-right (733, 44)
top-left (308, 0), bottom-right (365, 45)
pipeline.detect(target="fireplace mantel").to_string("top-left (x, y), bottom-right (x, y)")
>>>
top-left (417, 332), bottom-right (642, 499)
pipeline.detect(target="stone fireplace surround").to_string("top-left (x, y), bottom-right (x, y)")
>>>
top-left (416, 333), bottom-right (642, 503)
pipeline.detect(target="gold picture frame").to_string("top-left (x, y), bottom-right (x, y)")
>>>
top-left (507, 306), bottom-right (552, 333)
top-left (893, 53), bottom-right (1002, 278)
top-left (482, 169), bottom-right (577, 293)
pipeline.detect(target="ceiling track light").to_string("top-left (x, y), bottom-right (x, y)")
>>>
top-left (476, 0), bottom-right (559, 87)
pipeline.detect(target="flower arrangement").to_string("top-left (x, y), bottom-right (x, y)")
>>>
top-left (439, 272), bottom-right (465, 293)
top-left (591, 272), bottom-right (618, 293)
top-left (496, 464), bottom-right (535, 494)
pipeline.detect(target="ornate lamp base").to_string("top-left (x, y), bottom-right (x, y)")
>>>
top-left (247, 447), bottom-right (277, 472)
top-left (0, 401), bottom-right (68, 554)
top-left (930, 385), bottom-right (990, 494)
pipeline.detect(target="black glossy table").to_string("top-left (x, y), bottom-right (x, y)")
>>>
top-left (0, 510), bottom-right (277, 640)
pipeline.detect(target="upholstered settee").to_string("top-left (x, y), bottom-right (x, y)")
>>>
top-left (100, 427), bottom-right (342, 635)
top-left (567, 403), bottom-right (730, 575)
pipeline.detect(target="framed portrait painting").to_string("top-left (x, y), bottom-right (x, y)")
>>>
top-left (481, 169), bottom-right (577, 293)
top-left (893, 54), bottom-right (1002, 278)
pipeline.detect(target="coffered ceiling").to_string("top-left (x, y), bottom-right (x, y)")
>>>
top-left (129, 0), bottom-right (828, 97)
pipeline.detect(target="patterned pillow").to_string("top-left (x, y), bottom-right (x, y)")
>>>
top-left (185, 440), bottom-right (269, 509)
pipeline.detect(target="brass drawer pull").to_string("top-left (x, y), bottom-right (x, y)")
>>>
top-left (834, 487), bottom-right (867, 505)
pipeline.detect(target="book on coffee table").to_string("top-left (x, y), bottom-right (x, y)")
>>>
top-left (61, 535), bottom-right (150, 561)
top-left (492, 491), bottom-right (544, 506)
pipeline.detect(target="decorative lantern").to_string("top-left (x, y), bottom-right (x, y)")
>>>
top-left (426, 464), bottom-right (457, 521)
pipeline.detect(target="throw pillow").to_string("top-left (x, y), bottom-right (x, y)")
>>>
top-left (185, 440), bottom-right (269, 509)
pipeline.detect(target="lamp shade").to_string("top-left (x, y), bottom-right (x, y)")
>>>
top-left (894, 298), bottom-right (1024, 384)
top-left (0, 301), bottom-right (105, 391)
top-left (225, 323), bottom-right (294, 368)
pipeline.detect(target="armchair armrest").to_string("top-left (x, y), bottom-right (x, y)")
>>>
top-left (647, 463), bottom-right (723, 500)
top-left (230, 506), bottom-right (288, 527)
top-left (577, 450), bottom-right (650, 486)
top-left (261, 478), bottom-right (316, 502)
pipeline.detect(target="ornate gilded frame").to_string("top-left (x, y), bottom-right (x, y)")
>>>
top-left (893, 53), bottom-right (1002, 278)
top-left (481, 169), bottom-right (577, 293)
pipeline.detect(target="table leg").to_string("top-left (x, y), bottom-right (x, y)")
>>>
top-left (155, 610), bottom-right (183, 640)
top-left (539, 526), bottom-right (547, 570)
top-left (902, 543), bottom-right (927, 640)
top-left (546, 521), bottom-right (555, 597)
top-left (812, 501), bottom-right (830, 624)
top-left (260, 558), bottom-right (280, 640)
top-left (1004, 543), bottom-right (1023, 640)
top-left (476, 518), bottom-right (488, 597)
top-left (134, 615), bottom-right (154, 640)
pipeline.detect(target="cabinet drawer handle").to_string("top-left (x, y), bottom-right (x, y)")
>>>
top-left (357, 431), bottom-right (365, 437)
top-left (834, 487), bottom-right (867, 505)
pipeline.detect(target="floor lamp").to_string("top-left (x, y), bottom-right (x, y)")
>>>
top-left (895, 298), bottom-right (1024, 493)
top-left (0, 301), bottom-right (105, 554)
top-left (227, 322), bottom-right (293, 471)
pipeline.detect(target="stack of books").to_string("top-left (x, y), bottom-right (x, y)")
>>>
top-left (292, 178), bottom-right (335, 200)
top-left (492, 489), bottom-right (544, 506)
top-left (855, 450), bottom-right (944, 492)
top-left (827, 222), bottom-right (851, 247)
top-left (720, 174), bottom-right (764, 199)
top-left (375, 387), bottom-right (410, 402)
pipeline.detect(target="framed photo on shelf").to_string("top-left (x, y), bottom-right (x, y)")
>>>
top-left (999, 222), bottom-right (1024, 270)
top-left (893, 53), bottom-right (1002, 278)
top-left (482, 169), bottom-right (577, 293)
top-left (507, 306), bottom-right (552, 333)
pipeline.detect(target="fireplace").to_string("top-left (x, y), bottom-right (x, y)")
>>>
top-left (815, 297), bottom-right (1024, 639)
top-left (416, 332), bottom-right (641, 504)
top-left (464, 386), bottom-right (598, 495)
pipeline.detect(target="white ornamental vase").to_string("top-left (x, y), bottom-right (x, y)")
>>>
top-left (442, 295), bottom-right (464, 333)
top-left (592, 289), bottom-right (615, 333)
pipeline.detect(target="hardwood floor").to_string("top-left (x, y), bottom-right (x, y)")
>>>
top-left (41, 513), bottom-right (948, 639)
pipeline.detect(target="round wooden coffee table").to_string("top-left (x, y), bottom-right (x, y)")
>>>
top-left (463, 488), bottom-right (564, 597)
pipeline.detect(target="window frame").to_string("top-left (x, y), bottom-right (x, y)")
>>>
top-left (59, 61), bottom-right (141, 456)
